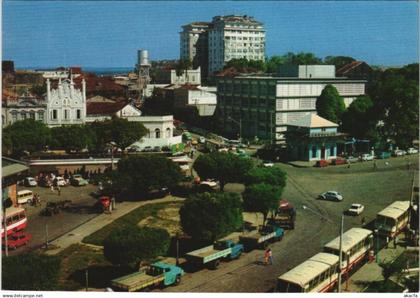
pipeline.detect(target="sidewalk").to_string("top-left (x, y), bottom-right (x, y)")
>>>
top-left (44, 196), bottom-right (185, 255)
top-left (344, 241), bottom-right (407, 292)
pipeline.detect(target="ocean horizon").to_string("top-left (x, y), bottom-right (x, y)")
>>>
top-left (18, 67), bottom-right (134, 75)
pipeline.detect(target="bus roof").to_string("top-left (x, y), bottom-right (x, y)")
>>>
top-left (377, 201), bottom-right (410, 220)
top-left (277, 253), bottom-right (339, 287)
top-left (17, 189), bottom-right (33, 195)
top-left (324, 228), bottom-right (372, 253)
top-left (5, 207), bottom-right (25, 217)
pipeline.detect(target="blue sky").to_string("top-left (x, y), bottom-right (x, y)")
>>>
top-left (3, 1), bottom-right (419, 68)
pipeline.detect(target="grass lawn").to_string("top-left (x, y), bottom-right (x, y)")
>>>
top-left (83, 201), bottom-right (182, 246)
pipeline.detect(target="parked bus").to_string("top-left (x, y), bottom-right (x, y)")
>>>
top-left (17, 190), bottom-right (34, 205)
top-left (1, 207), bottom-right (28, 238)
top-left (375, 201), bottom-right (410, 238)
top-left (323, 228), bottom-right (373, 274)
top-left (277, 252), bottom-right (339, 293)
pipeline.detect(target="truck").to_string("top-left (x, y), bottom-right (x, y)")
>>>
top-left (239, 225), bottom-right (284, 251)
top-left (110, 262), bottom-right (184, 292)
top-left (185, 239), bottom-right (244, 269)
top-left (268, 199), bottom-right (296, 229)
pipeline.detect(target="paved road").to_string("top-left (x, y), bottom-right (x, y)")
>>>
top-left (45, 196), bottom-right (185, 255)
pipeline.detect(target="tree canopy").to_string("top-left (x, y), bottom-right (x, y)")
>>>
top-left (2, 253), bottom-right (61, 291)
top-left (316, 84), bottom-right (345, 123)
top-left (50, 125), bottom-right (95, 152)
top-left (224, 58), bottom-right (266, 72)
top-left (193, 152), bottom-right (253, 191)
top-left (3, 119), bottom-right (50, 156)
top-left (179, 192), bottom-right (243, 242)
top-left (245, 166), bottom-right (287, 188)
top-left (111, 155), bottom-right (183, 198)
top-left (242, 183), bottom-right (282, 224)
top-left (103, 226), bottom-right (170, 266)
top-left (175, 59), bottom-right (193, 76)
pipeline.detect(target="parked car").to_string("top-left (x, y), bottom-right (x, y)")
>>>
top-left (407, 148), bottom-right (418, 155)
top-left (315, 160), bottom-right (329, 167)
top-left (4, 232), bottom-right (32, 250)
top-left (346, 156), bottom-right (359, 163)
top-left (360, 154), bottom-right (374, 161)
top-left (71, 174), bottom-right (89, 186)
top-left (347, 203), bottom-right (365, 215)
top-left (152, 146), bottom-right (161, 152)
top-left (262, 160), bottom-right (274, 167)
top-left (392, 150), bottom-right (406, 157)
top-left (143, 146), bottom-right (153, 152)
top-left (331, 158), bottom-right (347, 166)
top-left (376, 151), bottom-right (391, 159)
top-left (318, 191), bottom-right (343, 202)
top-left (199, 136), bottom-right (206, 144)
top-left (55, 176), bottom-right (67, 186)
top-left (24, 177), bottom-right (37, 187)
top-left (191, 139), bottom-right (198, 145)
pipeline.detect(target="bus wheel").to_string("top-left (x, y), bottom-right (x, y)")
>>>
top-left (212, 260), bottom-right (220, 269)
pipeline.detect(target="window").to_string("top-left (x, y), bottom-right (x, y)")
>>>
top-left (155, 128), bottom-right (161, 138)
top-left (76, 109), bottom-right (81, 119)
top-left (29, 112), bottom-right (35, 120)
top-left (11, 112), bottom-right (17, 122)
top-left (21, 112), bottom-right (27, 120)
top-left (52, 110), bottom-right (57, 120)
top-left (166, 128), bottom-right (171, 138)
top-left (330, 146), bottom-right (334, 156)
top-left (38, 111), bottom-right (44, 121)
top-left (312, 146), bottom-right (317, 158)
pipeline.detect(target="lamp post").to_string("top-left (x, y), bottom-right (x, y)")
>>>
top-left (302, 205), bottom-right (344, 293)
top-left (228, 117), bottom-right (242, 143)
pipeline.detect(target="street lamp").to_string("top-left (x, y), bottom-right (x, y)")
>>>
top-left (228, 116), bottom-right (242, 143)
top-left (302, 205), bottom-right (344, 293)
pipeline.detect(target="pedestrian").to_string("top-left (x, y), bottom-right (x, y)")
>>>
top-left (361, 217), bottom-right (366, 226)
top-left (407, 160), bottom-right (411, 170)
top-left (373, 160), bottom-right (377, 171)
top-left (50, 182), bottom-right (54, 192)
top-left (264, 249), bottom-right (269, 265)
top-left (386, 236), bottom-right (389, 248)
top-left (268, 248), bottom-right (273, 265)
top-left (57, 185), bottom-right (61, 196)
top-left (394, 236), bottom-right (398, 249)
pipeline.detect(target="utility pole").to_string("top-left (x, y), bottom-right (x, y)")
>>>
top-left (85, 268), bottom-right (89, 291)
top-left (338, 215), bottom-right (344, 293)
top-left (3, 207), bottom-right (8, 257)
top-left (45, 224), bottom-right (49, 249)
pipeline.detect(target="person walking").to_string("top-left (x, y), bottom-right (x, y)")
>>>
top-left (361, 217), bottom-right (366, 226)
top-left (268, 248), bottom-right (273, 265)
top-left (264, 249), bottom-right (269, 265)
top-left (57, 185), bottom-right (61, 196)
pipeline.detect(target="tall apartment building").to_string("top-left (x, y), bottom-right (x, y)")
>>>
top-left (180, 22), bottom-right (210, 78)
top-left (216, 65), bottom-right (366, 143)
top-left (180, 15), bottom-right (265, 77)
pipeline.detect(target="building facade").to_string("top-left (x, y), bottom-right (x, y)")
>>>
top-left (208, 15), bottom-right (265, 75)
top-left (285, 114), bottom-right (346, 161)
top-left (180, 15), bottom-right (265, 77)
top-left (173, 84), bottom-right (217, 116)
top-left (180, 22), bottom-right (209, 78)
top-left (85, 101), bottom-right (142, 123)
top-left (46, 77), bottom-right (86, 127)
top-left (216, 65), bottom-right (366, 142)
top-left (2, 93), bottom-right (47, 127)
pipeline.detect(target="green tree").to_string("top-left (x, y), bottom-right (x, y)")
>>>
top-left (179, 192), bottom-right (243, 242)
top-left (316, 84), bottom-right (345, 123)
top-left (30, 82), bottom-right (47, 97)
top-left (245, 166), bottom-right (287, 187)
top-left (175, 59), bottom-right (192, 76)
top-left (50, 125), bottom-right (95, 152)
top-left (103, 226), bottom-right (170, 266)
top-left (111, 155), bottom-right (182, 198)
top-left (2, 253), bottom-right (61, 290)
top-left (225, 58), bottom-right (266, 72)
top-left (242, 183), bottom-right (283, 224)
top-left (4, 119), bottom-right (50, 155)
top-left (265, 55), bottom-right (286, 73)
top-left (193, 152), bottom-right (253, 191)
top-left (2, 130), bottom-right (13, 156)
top-left (323, 56), bottom-right (356, 69)
top-left (283, 52), bottom-right (322, 65)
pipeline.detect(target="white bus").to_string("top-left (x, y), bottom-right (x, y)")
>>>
top-left (375, 201), bottom-right (410, 238)
top-left (277, 252), bottom-right (339, 293)
top-left (323, 228), bottom-right (373, 274)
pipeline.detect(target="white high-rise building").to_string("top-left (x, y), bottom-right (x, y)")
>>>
top-left (180, 15), bottom-right (266, 77)
top-left (46, 77), bottom-right (86, 127)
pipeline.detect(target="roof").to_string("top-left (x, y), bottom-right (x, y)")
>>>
top-left (324, 228), bottom-right (373, 253)
top-left (278, 253), bottom-right (339, 286)
top-left (287, 113), bottom-right (338, 128)
top-left (86, 101), bottom-right (131, 115)
top-left (177, 84), bottom-right (201, 91)
top-left (5, 207), bottom-right (26, 217)
top-left (336, 61), bottom-right (372, 76)
top-left (2, 157), bottom-right (29, 178)
top-left (377, 201), bottom-right (410, 219)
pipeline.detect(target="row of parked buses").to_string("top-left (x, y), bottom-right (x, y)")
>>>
top-left (277, 200), bottom-right (411, 293)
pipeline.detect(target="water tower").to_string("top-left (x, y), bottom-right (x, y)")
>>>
top-left (136, 49), bottom-right (151, 100)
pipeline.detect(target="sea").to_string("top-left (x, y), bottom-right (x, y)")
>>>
top-left (20, 67), bottom-right (134, 76)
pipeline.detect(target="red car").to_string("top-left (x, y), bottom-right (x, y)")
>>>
top-left (315, 160), bottom-right (329, 167)
top-left (331, 158), bottom-right (347, 166)
top-left (4, 232), bottom-right (32, 250)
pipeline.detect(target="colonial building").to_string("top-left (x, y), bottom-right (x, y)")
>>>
top-left (180, 15), bottom-right (266, 76)
top-left (216, 65), bottom-right (366, 142)
top-left (86, 100), bottom-right (142, 123)
top-left (46, 77), bottom-right (86, 127)
top-left (2, 92), bottom-right (47, 127)
top-left (285, 114), bottom-right (346, 161)
top-left (336, 61), bottom-right (373, 80)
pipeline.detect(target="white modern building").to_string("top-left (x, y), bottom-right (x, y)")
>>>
top-left (173, 85), bottom-right (217, 116)
top-left (46, 77), bottom-right (86, 127)
top-left (216, 65), bottom-right (366, 142)
top-left (171, 67), bottom-right (201, 85)
top-left (208, 15), bottom-right (265, 75)
top-left (180, 15), bottom-right (266, 77)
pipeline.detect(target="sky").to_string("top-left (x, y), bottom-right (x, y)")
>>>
top-left (2, 1), bottom-right (419, 68)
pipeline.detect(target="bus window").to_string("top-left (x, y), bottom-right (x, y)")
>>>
top-left (6, 218), bottom-right (12, 225)
top-left (12, 214), bottom-right (19, 222)
top-left (19, 212), bottom-right (25, 219)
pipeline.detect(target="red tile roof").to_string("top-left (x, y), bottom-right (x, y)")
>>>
top-left (86, 101), bottom-right (130, 115)
top-left (336, 61), bottom-right (367, 76)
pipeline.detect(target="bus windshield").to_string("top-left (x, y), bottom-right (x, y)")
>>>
top-left (277, 281), bottom-right (303, 293)
top-left (376, 215), bottom-right (396, 228)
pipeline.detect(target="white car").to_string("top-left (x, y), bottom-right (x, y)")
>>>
top-left (347, 203), bottom-right (365, 215)
top-left (318, 191), bottom-right (343, 202)
top-left (55, 176), bottom-right (67, 186)
top-left (360, 154), bottom-right (374, 161)
top-left (199, 136), bottom-right (206, 144)
top-left (407, 148), bottom-right (418, 155)
top-left (262, 160), bottom-right (274, 167)
top-left (200, 179), bottom-right (219, 189)
top-left (393, 150), bottom-right (406, 157)
top-left (24, 177), bottom-right (37, 187)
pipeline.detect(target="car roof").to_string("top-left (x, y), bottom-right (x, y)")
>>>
top-left (351, 203), bottom-right (362, 207)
